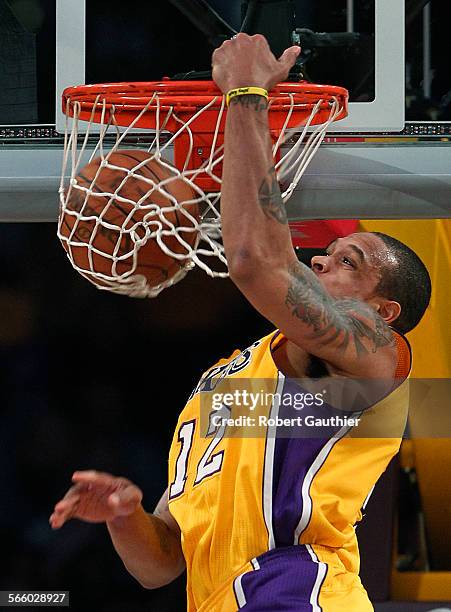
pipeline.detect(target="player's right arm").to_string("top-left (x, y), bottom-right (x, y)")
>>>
top-left (49, 470), bottom-right (185, 589)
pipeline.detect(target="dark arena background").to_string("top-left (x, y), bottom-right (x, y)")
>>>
top-left (0, 222), bottom-right (273, 610)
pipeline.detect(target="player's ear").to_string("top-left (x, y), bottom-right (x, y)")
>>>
top-left (374, 298), bottom-right (401, 326)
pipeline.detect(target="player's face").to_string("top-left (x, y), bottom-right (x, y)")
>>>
top-left (310, 233), bottom-right (391, 303)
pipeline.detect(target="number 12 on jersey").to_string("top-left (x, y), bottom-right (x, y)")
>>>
top-left (169, 418), bottom-right (226, 499)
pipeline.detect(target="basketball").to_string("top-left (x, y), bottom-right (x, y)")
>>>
top-left (58, 150), bottom-right (199, 294)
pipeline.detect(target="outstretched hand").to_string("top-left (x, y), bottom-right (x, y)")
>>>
top-left (212, 33), bottom-right (300, 94)
top-left (49, 470), bottom-right (143, 529)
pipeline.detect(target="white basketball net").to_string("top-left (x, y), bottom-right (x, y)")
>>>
top-left (58, 91), bottom-right (342, 297)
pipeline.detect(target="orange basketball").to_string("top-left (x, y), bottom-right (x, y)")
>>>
top-left (58, 150), bottom-right (199, 294)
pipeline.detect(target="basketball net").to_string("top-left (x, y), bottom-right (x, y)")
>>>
top-left (58, 83), bottom-right (346, 297)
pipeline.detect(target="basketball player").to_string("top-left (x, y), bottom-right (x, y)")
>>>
top-left (50, 35), bottom-right (431, 611)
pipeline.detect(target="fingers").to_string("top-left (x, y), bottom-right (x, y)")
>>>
top-left (71, 470), bottom-right (127, 497)
top-left (49, 471), bottom-right (114, 530)
top-left (49, 470), bottom-right (142, 529)
top-left (219, 33), bottom-right (300, 63)
top-left (213, 34), bottom-right (300, 88)
top-left (107, 485), bottom-right (142, 512)
top-left (72, 471), bottom-right (137, 501)
top-left (215, 32), bottom-right (268, 54)
top-left (71, 470), bottom-right (117, 486)
top-left (278, 45), bottom-right (301, 69)
top-left (49, 494), bottom-right (80, 529)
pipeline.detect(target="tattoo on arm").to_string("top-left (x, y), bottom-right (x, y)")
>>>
top-left (229, 94), bottom-right (268, 112)
top-left (258, 166), bottom-right (288, 225)
top-left (228, 97), bottom-right (286, 224)
top-left (285, 262), bottom-right (395, 356)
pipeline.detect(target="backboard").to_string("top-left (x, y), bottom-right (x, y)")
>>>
top-left (0, 0), bottom-right (450, 221)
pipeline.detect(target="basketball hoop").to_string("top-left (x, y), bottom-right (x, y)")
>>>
top-left (58, 79), bottom-right (348, 296)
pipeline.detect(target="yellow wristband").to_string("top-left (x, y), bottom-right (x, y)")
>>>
top-left (226, 87), bottom-right (269, 107)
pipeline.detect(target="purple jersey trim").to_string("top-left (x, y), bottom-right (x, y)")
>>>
top-left (238, 545), bottom-right (326, 611)
top-left (272, 378), bottom-right (330, 546)
top-left (270, 377), bottom-right (360, 546)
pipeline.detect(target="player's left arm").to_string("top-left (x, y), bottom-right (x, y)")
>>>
top-left (213, 34), bottom-right (397, 377)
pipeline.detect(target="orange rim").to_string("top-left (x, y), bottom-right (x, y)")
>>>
top-left (62, 79), bottom-right (348, 132)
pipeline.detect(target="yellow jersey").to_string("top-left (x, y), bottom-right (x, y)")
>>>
top-left (168, 330), bottom-right (411, 611)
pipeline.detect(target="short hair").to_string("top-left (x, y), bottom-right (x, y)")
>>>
top-left (372, 232), bottom-right (431, 334)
